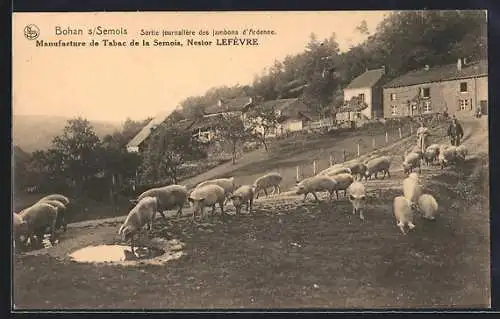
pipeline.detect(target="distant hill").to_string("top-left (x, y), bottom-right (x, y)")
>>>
top-left (12, 115), bottom-right (122, 153)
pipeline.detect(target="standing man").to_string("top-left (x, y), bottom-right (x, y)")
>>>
top-left (416, 121), bottom-right (430, 153)
top-left (447, 116), bottom-right (464, 146)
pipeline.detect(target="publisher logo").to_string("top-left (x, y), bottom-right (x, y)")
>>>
top-left (24, 24), bottom-right (40, 40)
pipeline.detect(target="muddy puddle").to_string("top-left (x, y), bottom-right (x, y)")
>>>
top-left (69, 238), bottom-right (186, 266)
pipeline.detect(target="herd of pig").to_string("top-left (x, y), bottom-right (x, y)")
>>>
top-left (13, 141), bottom-right (469, 255)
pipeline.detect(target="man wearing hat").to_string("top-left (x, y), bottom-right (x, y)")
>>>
top-left (447, 115), bottom-right (464, 146)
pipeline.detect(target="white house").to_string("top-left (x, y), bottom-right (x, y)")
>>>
top-left (337, 67), bottom-right (386, 121)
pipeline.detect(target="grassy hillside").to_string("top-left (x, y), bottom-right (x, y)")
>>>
top-left (12, 115), bottom-right (122, 153)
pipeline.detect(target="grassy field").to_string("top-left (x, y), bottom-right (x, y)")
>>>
top-left (13, 151), bottom-right (490, 309)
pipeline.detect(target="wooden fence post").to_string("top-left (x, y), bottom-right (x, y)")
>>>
top-left (372, 137), bottom-right (376, 149)
top-left (399, 127), bottom-right (402, 139)
top-left (357, 143), bottom-right (360, 157)
top-left (343, 149), bottom-right (347, 162)
top-left (329, 155), bottom-right (333, 167)
top-left (296, 166), bottom-right (300, 182)
top-left (410, 125), bottom-right (413, 135)
top-left (313, 160), bottom-right (317, 175)
top-left (385, 131), bottom-right (389, 144)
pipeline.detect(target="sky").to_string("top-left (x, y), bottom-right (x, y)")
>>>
top-left (13, 11), bottom-right (389, 123)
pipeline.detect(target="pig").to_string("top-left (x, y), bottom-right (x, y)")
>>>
top-left (318, 166), bottom-right (352, 177)
top-left (347, 181), bottom-right (367, 220)
top-left (38, 194), bottom-right (70, 206)
top-left (37, 199), bottom-right (68, 232)
top-left (118, 196), bottom-right (158, 254)
top-left (456, 145), bottom-right (468, 161)
top-left (426, 144), bottom-right (440, 151)
top-left (188, 184), bottom-right (226, 221)
top-left (402, 172), bottom-right (422, 211)
top-left (135, 184), bottom-right (189, 220)
top-left (439, 145), bottom-right (458, 168)
top-left (295, 175), bottom-right (338, 202)
top-left (253, 173), bottom-right (283, 199)
top-left (417, 193), bottom-right (439, 220)
top-left (423, 147), bottom-right (440, 166)
top-left (330, 173), bottom-right (355, 199)
top-left (196, 177), bottom-right (236, 202)
top-left (343, 160), bottom-right (368, 180)
top-left (364, 156), bottom-right (392, 180)
top-left (230, 185), bottom-right (255, 216)
top-left (402, 152), bottom-right (422, 175)
top-left (18, 203), bottom-right (59, 248)
top-left (393, 196), bottom-right (416, 235)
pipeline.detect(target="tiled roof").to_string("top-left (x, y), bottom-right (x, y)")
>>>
top-left (383, 60), bottom-right (488, 88)
top-left (345, 68), bottom-right (385, 89)
top-left (204, 96), bottom-right (253, 115)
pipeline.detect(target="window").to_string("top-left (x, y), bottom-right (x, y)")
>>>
top-left (423, 101), bottom-right (432, 113)
top-left (459, 99), bottom-right (470, 111)
top-left (460, 82), bottom-right (468, 93)
top-left (391, 105), bottom-right (398, 116)
top-left (358, 93), bottom-right (365, 102)
top-left (390, 93), bottom-right (397, 101)
top-left (421, 87), bottom-right (430, 98)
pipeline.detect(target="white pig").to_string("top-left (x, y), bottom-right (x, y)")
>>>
top-left (295, 175), bottom-right (338, 202)
top-left (253, 173), bottom-right (283, 199)
top-left (230, 185), bottom-right (255, 215)
top-left (402, 172), bottom-right (422, 211)
top-left (118, 196), bottom-right (158, 254)
top-left (347, 181), bottom-right (367, 220)
top-left (188, 184), bottom-right (226, 221)
top-left (417, 193), bottom-right (439, 220)
top-left (393, 196), bottom-right (416, 235)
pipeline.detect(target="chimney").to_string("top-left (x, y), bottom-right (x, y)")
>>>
top-left (457, 58), bottom-right (462, 71)
top-left (424, 65), bottom-right (430, 71)
top-left (217, 99), bottom-right (223, 107)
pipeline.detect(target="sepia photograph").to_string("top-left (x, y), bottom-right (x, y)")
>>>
top-left (12, 10), bottom-right (490, 309)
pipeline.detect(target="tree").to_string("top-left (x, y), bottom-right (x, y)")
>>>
top-left (51, 117), bottom-right (102, 190)
top-left (246, 103), bottom-right (280, 153)
top-left (356, 20), bottom-right (370, 35)
top-left (139, 125), bottom-right (206, 184)
top-left (13, 145), bottom-right (31, 191)
top-left (24, 148), bottom-right (66, 192)
top-left (100, 133), bottom-right (142, 187)
top-left (301, 33), bottom-right (341, 116)
top-left (216, 115), bottom-right (251, 164)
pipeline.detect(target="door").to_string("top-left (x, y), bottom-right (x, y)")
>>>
top-left (480, 100), bottom-right (488, 115)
